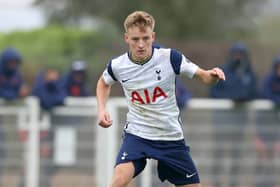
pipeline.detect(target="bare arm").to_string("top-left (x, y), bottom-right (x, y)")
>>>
top-left (194, 67), bottom-right (226, 85)
top-left (96, 76), bottom-right (113, 128)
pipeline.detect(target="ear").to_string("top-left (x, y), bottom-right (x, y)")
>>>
top-left (124, 32), bottom-right (129, 44)
top-left (152, 32), bottom-right (156, 42)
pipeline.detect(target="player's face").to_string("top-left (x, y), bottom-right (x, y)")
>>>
top-left (124, 26), bottom-right (155, 62)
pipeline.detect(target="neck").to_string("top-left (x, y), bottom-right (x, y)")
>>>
top-left (130, 49), bottom-right (153, 65)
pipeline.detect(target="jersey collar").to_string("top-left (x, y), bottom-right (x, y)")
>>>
top-left (127, 48), bottom-right (154, 65)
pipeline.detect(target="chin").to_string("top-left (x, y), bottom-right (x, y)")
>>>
top-left (137, 57), bottom-right (146, 61)
top-left (138, 53), bottom-right (148, 58)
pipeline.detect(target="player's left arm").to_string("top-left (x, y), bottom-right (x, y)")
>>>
top-left (194, 67), bottom-right (226, 85)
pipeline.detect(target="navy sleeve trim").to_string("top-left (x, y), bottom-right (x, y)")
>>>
top-left (107, 60), bottom-right (117, 81)
top-left (170, 49), bottom-right (183, 75)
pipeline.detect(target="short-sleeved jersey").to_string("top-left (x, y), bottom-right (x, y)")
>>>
top-left (103, 48), bottom-right (198, 140)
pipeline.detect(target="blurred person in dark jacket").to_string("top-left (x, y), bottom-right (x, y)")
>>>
top-left (262, 55), bottom-right (280, 103)
top-left (19, 68), bottom-right (66, 187)
top-left (210, 42), bottom-right (257, 100)
top-left (61, 61), bottom-right (93, 172)
top-left (209, 42), bottom-right (258, 187)
top-left (0, 48), bottom-right (29, 187)
top-left (62, 60), bottom-right (90, 97)
top-left (32, 68), bottom-right (66, 110)
top-left (0, 47), bottom-right (29, 99)
top-left (253, 55), bottom-right (280, 187)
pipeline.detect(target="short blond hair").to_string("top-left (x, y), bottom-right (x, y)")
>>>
top-left (124, 11), bottom-right (155, 32)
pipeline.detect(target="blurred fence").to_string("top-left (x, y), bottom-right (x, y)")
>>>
top-left (0, 97), bottom-right (279, 187)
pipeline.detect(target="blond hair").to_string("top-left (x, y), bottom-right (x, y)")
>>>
top-left (124, 11), bottom-right (155, 32)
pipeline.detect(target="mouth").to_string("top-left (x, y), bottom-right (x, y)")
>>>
top-left (137, 50), bottom-right (145, 53)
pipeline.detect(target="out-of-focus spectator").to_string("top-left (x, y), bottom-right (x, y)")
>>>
top-left (209, 42), bottom-right (258, 187)
top-left (210, 42), bottom-right (258, 101)
top-left (175, 77), bottom-right (191, 111)
top-left (32, 68), bottom-right (66, 110)
top-left (0, 47), bottom-right (29, 99)
top-left (19, 68), bottom-right (66, 187)
top-left (262, 55), bottom-right (280, 103)
top-left (253, 55), bottom-right (280, 187)
top-left (62, 60), bottom-right (90, 97)
top-left (0, 48), bottom-right (29, 187)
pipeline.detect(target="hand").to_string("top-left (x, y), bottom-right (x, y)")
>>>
top-left (209, 67), bottom-right (226, 81)
top-left (98, 110), bottom-right (113, 128)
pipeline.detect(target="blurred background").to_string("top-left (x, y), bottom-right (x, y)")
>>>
top-left (0, 0), bottom-right (279, 95)
top-left (0, 0), bottom-right (280, 187)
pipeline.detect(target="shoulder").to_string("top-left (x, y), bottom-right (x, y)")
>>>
top-left (110, 52), bottom-right (128, 67)
top-left (170, 49), bottom-right (183, 62)
top-left (154, 47), bottom-right (183, 60)
top-left (107, 53), bottom-right (127, 72)
top-left (154, 47), bottom-right (172, 57)
top-left (105, 53), bottom-right (128, 82)
top-left (154, 48), bottom-right (188, 75)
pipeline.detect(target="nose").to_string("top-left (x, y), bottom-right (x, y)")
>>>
top-left (138, 39), bottom-right (144, 48)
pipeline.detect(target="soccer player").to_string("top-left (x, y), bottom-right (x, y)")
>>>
top-left (96, 11), bottom-right (225, 187)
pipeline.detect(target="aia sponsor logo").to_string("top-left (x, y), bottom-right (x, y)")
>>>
top-left (131, 86), bottom-right (167, 104)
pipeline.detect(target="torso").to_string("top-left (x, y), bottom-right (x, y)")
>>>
top-left (110, 48), bottom-right (183, 140)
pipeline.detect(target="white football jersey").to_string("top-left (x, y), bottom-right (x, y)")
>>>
top-left (102, 48), bottom-right (198, 140)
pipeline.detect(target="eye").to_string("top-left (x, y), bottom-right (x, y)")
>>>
top-left (143, 36), bottom-right (150, 41)
top-left (132, 37), bottom-right (139, 42)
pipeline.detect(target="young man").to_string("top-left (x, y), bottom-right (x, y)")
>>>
top-left (96, 11), bottom-right (225, 187)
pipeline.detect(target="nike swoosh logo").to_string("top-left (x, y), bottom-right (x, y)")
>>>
top-left (186, 172), bottom-right (197, 178)
top-left (121, 79), bottom-right (130, 83)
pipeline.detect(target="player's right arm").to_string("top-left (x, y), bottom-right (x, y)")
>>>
top-left (96, 76), bottom-right (113, 128)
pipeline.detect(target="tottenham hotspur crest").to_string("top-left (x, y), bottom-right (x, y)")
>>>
top-left (121, 152), bottom-right (128, 160)
top-left (155, 68), bottom-right (161, 80)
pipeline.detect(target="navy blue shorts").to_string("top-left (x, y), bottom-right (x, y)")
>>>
top-left (116, 133), bottom-right (200, 185)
